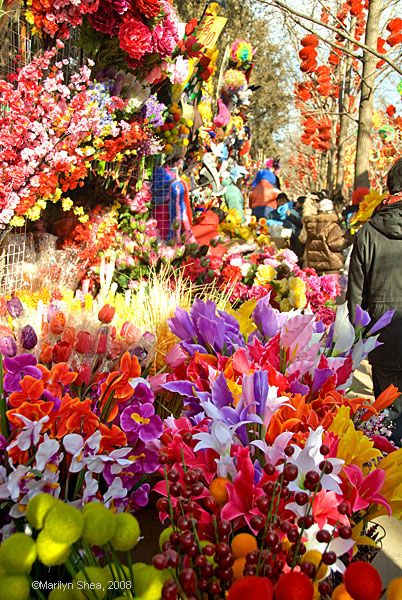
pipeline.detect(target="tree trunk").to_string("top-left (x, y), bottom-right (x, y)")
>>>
top-left (326, 98), bottom-right (338, 195)
top-left (336, 19), bottom-right (356, 194)
top-left (354, 0), bottom-right (381, 189)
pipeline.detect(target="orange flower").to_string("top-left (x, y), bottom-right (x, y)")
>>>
top-left (101, 352), bottom-right (141, 402)
top-left (7, 400), bottom-right (54, 427)
top-left (8, 376), bottom-right (44, 408)
top-left (54, 395), bottom-right (99, 438)
top-left (99, 423), bottom-right (127, 453)
top-left (39, 343), bottom-right (53, 364)
top-left (49, 311), bottom-right (66, 334)
top-left (39, 363), bottom-right (77, 397)
top-left (361, 384), bottom-right (400, 421)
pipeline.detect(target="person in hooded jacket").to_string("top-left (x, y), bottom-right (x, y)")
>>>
top-left (347, 158), bottom-right (402, 445)
top-left (299, 199), bottom-right (350, 274)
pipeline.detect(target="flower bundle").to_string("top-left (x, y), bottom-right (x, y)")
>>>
top-left (0, 493), bottom-right (171, 600)
top-left (26, 0), bottom-right (99, 38)
top-left (349, 189), bottom-right (387, 232)
top-left (86, 0), bottom-right (180, 76)
top-left (146, 298), bottom-right (402, 598)
top-left (0, 290), bottom-right (156, 381)
top-left (181, 247), bottom-right (340, 321)
top-left (0, 347), bottom-right (162, 531)
top-left (0, 48), bottom-right (153, 229)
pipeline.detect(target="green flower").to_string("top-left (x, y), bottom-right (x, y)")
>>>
top-left (0, 533), bottom-right (36, 574)
top-left (44, 504), bottom-right (84, 544)
top-left (110, 513), bottom-right (140, 552)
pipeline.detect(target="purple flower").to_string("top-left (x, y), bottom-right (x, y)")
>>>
top-left (367, 309), bottom-right (395, 336)
top-left (129, 484), bottom-right (151, 510)
top-left (355, 305), bottom-right (371, 328)
top-left (120, 403), bottom-right (163, 442)
top-left (168, 307), bottom-right (196, 341)
top-left (0, 336), bottom-right (17, 357)
top-left (252, 293), bottom-right (287, 338)
top-left (20, 325), bottom-right (38, 350)
top-left (6, 297), bottom-right (23, 318)
top-left (142, 95), bottom-right (166, 127)
top-left (3, 354), bottom-right (42, 393)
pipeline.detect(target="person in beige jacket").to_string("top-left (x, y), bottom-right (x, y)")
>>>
top-left (299, 199), bottom-right (350, 274)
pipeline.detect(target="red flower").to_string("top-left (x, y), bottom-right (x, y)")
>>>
top-left (185, 18), bottom-right (198, 37)
top-left (52, 341), bottom-right (73, 364)
top-left (386, 105), bottom-right (396, 118)
top-left (119, 16), bottom-right (153, 60)
top-left (98, 304), bottom-right (115, 323)
top-left (136, 0), bottom-right (161, 18)
top-left (75, 331), bottom-right (92, 354)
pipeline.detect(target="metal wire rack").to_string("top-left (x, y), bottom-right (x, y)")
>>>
top-left (0, 226), bottom-right (29, 294)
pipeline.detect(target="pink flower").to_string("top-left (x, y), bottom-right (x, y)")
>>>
top-left (341, 464), bottom-right (391, 515)
top-left (119, 16), bottom-right (153, 60)
top-left (221, 447), bottom-right (264, 530)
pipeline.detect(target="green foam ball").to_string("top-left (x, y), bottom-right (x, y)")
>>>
top-left (110, 513), bottom-right (140, 551)
top-left (26, 493), bottom-right (60, 530)
top-left (133, 563), bottom-right (169, 600)
top-left (159, 527), bottom-right (173, 551)
top-left (36, 531), bottom-right (71, 567)
top-left (0, 575), bottom-right (30, 600)
top-left (82, 504), bottom-right (116, 547)
top-left (44, 504), bottom-right (84, 544)
top-left (0, 533), bottom-right (36, 574)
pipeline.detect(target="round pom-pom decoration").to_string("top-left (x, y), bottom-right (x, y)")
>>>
top-left (36, 531), bottom-right (71, 566)
top-left (344, 561), bottom-right (382, 600)
top-left (111, 513), bottom-right (140, 551)
top-left (228, 576), bottom-right (274, 600)
top-left (275, 572), bottom-right (315, 600)
top-left (44, 504), bottom-right (83, 544)
top-left (82, 503), bottom-right (116, 546)
top-left (0, 533), bottom-right (36, 574)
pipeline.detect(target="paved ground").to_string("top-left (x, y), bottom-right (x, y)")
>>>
top-left (352, 362), bottom-right (402, 584)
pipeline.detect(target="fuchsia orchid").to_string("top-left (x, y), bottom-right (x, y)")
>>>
top-left (220, 447), bottom-right (264, 530)
top-left (341, 464), bottom-right (391, 515)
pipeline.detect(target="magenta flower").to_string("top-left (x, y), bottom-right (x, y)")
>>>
top-left (20, 325), bottom-right (38, 350)
top-left (120, 403), bottom-right (163, 442)
top-left (221, 446), bottom-right (264, 530)
top-left (342, 464), bottom-right (391, 515)
top-left (3, 354), bottom-right (42, 393)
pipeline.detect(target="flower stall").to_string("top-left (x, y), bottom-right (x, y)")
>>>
top-left (0, 1), bottom-right (401, 599)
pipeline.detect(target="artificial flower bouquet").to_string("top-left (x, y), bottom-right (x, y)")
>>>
top-left (0, 46), bottom-right (157, 231)
top-left (146, 298), bottom-right (402, 598)
top-left (181, 247), bottom-right (340, 322)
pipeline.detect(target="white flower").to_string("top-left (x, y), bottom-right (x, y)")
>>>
top-left (104, 478), bottom-right (127, 507)
top-left (64, 431), bottom-right (101, 473)
top-left (280, 427), bottom-right (344, 494)
top-left (305, 524), bottom-right (355, 574)
top-left (35, 436), bottom-right (61, 471)
top-left (7, 415), bottom-right (49, 452)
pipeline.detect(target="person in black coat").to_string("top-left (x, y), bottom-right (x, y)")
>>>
top-left (347, 158), bottom-right (402, 445)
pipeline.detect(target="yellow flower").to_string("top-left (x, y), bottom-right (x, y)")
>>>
top-left (279, 297), bottom-right (292, 312)
top-left (9, 216), bottom-right (25, 228)
top-left (350, 189), bottom-right (386, 229)
top-left (62, 198), bottom-right (73, 211)
top-left (290, 291), bottom-right (307, 309)
top-left (254, 264), bottom-right (276, 286)
top-left (288, 276), bottom-right (306, 293)
top-left (256, 234), bottom-right (270, 246)
top-left (78, 214), bottom-right (89, 223)
top-left (370, 447), bottom-right (402, 519)
top-left (226, 299), bottom-right (257, 339)
top-left (329, 407), bottom-right (382, 467)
